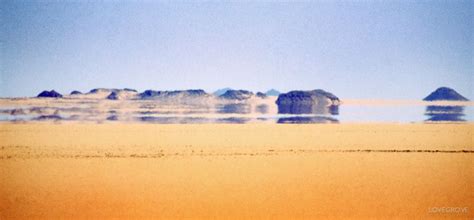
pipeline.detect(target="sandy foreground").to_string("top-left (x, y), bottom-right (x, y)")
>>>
top-left (0, 123), bottom-right (473, 219)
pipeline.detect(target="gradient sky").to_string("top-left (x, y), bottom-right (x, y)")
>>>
top-left (1, 1), bottom-right (472, 99)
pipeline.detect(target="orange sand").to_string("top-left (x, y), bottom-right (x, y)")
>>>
top-left (1, 123), bottom-right (473, 219)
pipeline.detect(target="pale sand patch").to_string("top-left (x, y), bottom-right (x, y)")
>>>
top-left (1, 123), bottom-right (473, 219)
top-left (341, 99), bottom-right (474, 106)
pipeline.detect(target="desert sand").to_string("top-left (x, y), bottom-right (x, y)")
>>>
top-left (1, 123), bottom-right (473, 219)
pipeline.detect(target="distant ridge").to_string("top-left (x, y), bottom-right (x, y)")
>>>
top-left (123, 88), bottom-right (138, 92)
top-left (88, 88), bottom-right (116, 94)
top-left (423, 87), bottom-right (468, 101)
top-left (139, 89), bottom-right (208, 100)
top-left (31, 88), bottom-right (334, 102)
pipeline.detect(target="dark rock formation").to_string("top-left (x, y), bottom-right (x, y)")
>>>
top-left (139, 90), bottom-right (162, 99)
top-left (423, 87), bottom-right (469, 101)
top-left (265, 89), bottom-right (281, 96)
top-left (70, 90), bottom-right (82, 95)
top-left (219, 90), bottom-right (254, 100)
top-left (276, 89), bottom-right (339, 114)
top-left (37, 90), bottom-right (63, 98)
top-left (256, 92), bottom-right (267, 98)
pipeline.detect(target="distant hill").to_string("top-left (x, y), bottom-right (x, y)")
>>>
top-left (37, 90), bottom-right (63, 98)
top-left (213, 88), bottom-right (232, 96)
top-left (276, 89), bottom-right (339, 105)
top-left (423, 87), bottom-right (469, 101)
top-left (265, 89), bottom-right (280, 96)
top-left (70, 90), bottom-right (82, 95)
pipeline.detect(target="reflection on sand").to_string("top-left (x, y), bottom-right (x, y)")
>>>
top-left (425, 105), bottom-right (466, 122)
top-left (138, 116), bottom-right (210, 124)
top-left (277, 116), bottom-right (339, 124)
top-left (255, 104), bottom-right (269, 114)
top-left (0, 98), bottom-right (472, 123)
top-left (137, 116), bottom-right (251, 124)
top-left (275, 102), bottom-right (339, 123)
top-left (106, 115), bottom-right (119, 121)
top-left (277, 103), bottom-right (339, 115)
top-left (34, 115), bottom-right (63, 121)
top-left (217, 103), bottom-right (251, 114)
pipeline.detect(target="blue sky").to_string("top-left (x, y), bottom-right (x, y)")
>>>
top-left (1, 1), bottom-right (472, 99)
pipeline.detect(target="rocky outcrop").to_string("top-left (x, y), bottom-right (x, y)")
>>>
top-left (276, 89), bottom-right (340, 114)
top-left (37, 90), bottom-right (63, 98)
top-left (256, 92), bottom-right (267, 98)
top-left (219, 90), bottom-right (254, 101)
top-left (70, 90), bottom-right (82, 95)
top-left (423, 87), bottom-right (469, 101)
